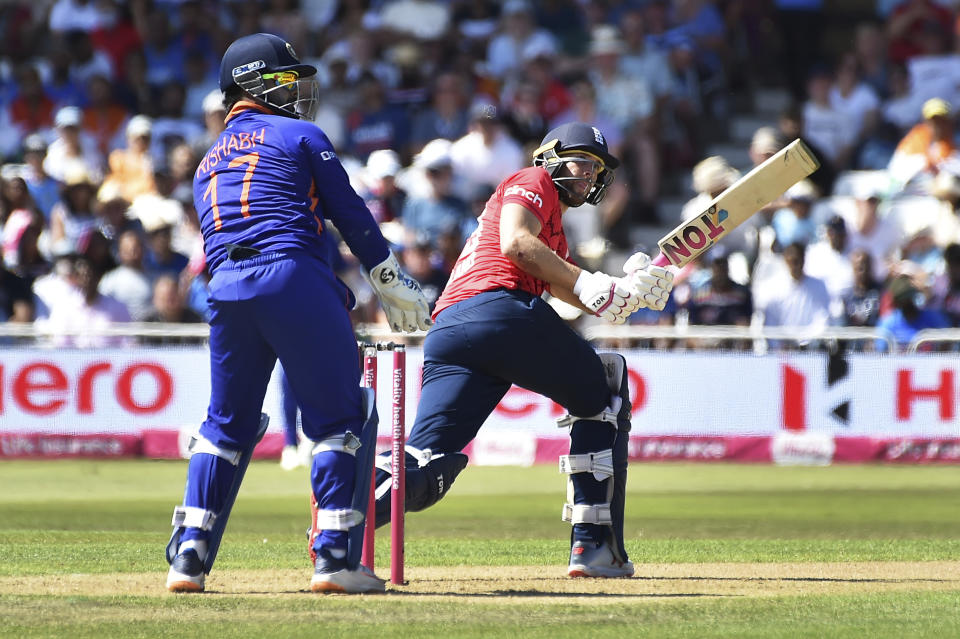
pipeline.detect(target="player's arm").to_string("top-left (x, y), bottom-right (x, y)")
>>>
top-left (499, 202), bottom-right (644, 323)
top-left (499, 202), bottom-right (581, 292)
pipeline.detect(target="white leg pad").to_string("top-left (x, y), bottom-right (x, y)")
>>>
top-left (314, 508), bottom-right (365, 531)
top-left (562, 503), bottom-right (612, 525)
top-left (188, 434), bottom-right (242, 466)
top-left (556, 397), bottom-right (623, 430)
top-left (312, 432), bottom-right (361, 456)
top-left (559, 449), bottom-right (614, 481)
top-left (171, 506), bottom-right (217, 530)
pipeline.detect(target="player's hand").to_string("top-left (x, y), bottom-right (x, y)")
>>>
top-left (368, 253), bottom-right (433, 332)
top-left (573, 270), bottom-right (640, 324)
top-left (623, 252), bottom-right (674, 311)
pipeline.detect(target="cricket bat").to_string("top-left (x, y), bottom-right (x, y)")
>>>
top-left (651, 139), bottom-right (820, 268)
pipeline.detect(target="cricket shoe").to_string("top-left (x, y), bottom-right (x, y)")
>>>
top-left (567, 540), bottom-right (635, 578)
top-left (310, 548), bottom-right (386, 593)
top-left (166, 549), bottom-right (205, 592)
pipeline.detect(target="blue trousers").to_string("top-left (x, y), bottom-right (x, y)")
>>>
top-left (182, 252), bottom-right (361, 549)
top-left (407, 289), bottom-right (611, 453)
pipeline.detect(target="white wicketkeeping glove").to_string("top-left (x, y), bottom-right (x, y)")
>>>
top-left (623, 252), bottom-right (674, 311)
top-left (368, 253), bottom-right (432, 332)
top-left (573, 270), bottom-right (641, 325)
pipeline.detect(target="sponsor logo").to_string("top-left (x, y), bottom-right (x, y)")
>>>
top-left (660, 205), bottom-right (728, 265)
top-left (504, 185), bottom-right (544, 208)
top-left (592, 127), bottom-right (604, 145)
top-left (286, 42), bottom-right (297, 60)
top-left (378, 268), bottom-right (396, 285)
top-left (232, 60), bottom-right (265, 77)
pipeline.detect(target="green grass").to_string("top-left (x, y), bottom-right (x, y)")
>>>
top-left (0, 461), bottom-right (958, 637)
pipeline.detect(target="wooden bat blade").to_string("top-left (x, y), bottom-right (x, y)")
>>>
top-left (652, 139), bottom-right (820, 268)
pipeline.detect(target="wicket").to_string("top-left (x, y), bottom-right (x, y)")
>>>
top-left (359, 342), bottom-right (406, 585)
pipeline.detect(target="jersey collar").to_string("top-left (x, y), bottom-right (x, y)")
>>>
top-left (225, 99), bottom-right (275, 124)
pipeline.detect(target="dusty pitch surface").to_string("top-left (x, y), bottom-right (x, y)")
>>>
top-left (4, 563), bottom-right (959, 599)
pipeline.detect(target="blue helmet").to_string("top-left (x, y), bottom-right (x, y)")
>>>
top-left (532, 122), bottom-right (620, 207)
top-left (219, 33), bottom-right (319, 120)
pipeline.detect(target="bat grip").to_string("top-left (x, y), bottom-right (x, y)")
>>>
top-left (652, 253), bottom-right (670, 268)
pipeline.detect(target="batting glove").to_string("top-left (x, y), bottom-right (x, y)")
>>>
top-left (573, 270), bottom-right (641, 324)
top-left (369, 253), bottom-right (433, 332)
top-left (623, 252), bottom-right (674, 311)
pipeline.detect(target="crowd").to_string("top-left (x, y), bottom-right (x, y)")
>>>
top-left (0, 0), bottom-right (958, 351)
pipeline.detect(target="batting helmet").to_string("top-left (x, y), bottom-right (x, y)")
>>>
top-left (532, 122), bottom-right (620, 207)
top-left (219, 33), bottom-right (319, 120)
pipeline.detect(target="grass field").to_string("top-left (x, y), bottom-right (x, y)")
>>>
top-left (1, 460), bottom-right (959, 638)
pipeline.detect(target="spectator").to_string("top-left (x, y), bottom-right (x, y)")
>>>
top-left (42, 255), bottom-right (131, 348)
top-left (853, 21), bottom-right (891, 99)
top-left (486, 0), bottom-right (558, 80)
top-left (89, 2), bottom-right (142, 81)
top-left (101, 115), bottom-right (155, 203)
top-left (191, 89), bottom-right (226, 159)
top-left (143, 274), bottom-right (203, 324)
top-left (0, 245), bottom-right (34, 322)
top-left (1, 175), bottom-right (42, 259)
top-left (587, 25), bottom-right (661, 223)
top-left (345, 72), bottom-right (410, 162)
top-left (680, 156), bottom-right (755, 262)
top-left (875, 274), bottom-right (948, 351)
top-left (502, 80), bottom-right (549, 151)
top-left (32, 253), bottom-right (76, 320)
top-left (82, 73), bottom-right (129, 157)
top-left (803, 65), bottom-right (857, 171)
top-left (806, 215), bottom-right (854, 321)
top-left (841, 249), bottom-right (883, 327)
top-left (182, 50), bottom-right (219, 121)
top-left (43, 106), bottom-right (103, 183)
top-left (48, 166), bottom-right (99, 257)
top-left (773, 0), bottom-right (825, 100)
top-left (94, 181), bottom-right (142, 242)
top-left (379, 0), bottom-right (452, 42)
top-left (151, 82), bottom-right (204, 165)
top-left (844, 182), bottom-right (903, 282)
top-left (43, 41), bottom-right (86, 109)
top-left (8, 216), bottom-right (50, 287)
top-left (772, 179), bottom-right (820, 247)
top-left (401, 140), bottom-right (471, 245)
top-left (20, 134), bottom-right (61, 221)
top-left (760, 242), bottom-right (832, 337)
top-left (830, 52), bottom-right (881, 166)
top-left (662, 34), bottom-right (704, 170)
top-left (360, 149), bottom-right (406, 224)
top-left (65, 29), bottom-right (114, 88)
top-left (887, 97), bottom-right (957, 190)
top-left (449, 102), bottom-right (525, 202)
top-left (410, 71), bottom-right (470, 150)
top-left (886, 0), bottom-right (955, 64)
top-left (684, 250), bottom-right (753, 327)
top-left (98, 229), bottom-right (152, 321)
top-left (142, 218), bottom-right (189, 282)
top-left (398, 234), bottom-right (449, 311)
top-left (7, 65), bottom-right (55, 138)
top-left (931, 243), bottom-right (960, 326)
top-left (49, 0), bottom-right (113, 34)
top-left (777, 103), bottom-right (837, 196)
top-left (141, 10), bottom-right (185, 88)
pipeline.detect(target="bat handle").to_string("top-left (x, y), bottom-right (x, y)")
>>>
top-left (652, 253), bottom-right (670, 268)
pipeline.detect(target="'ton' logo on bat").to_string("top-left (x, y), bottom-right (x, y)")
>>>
top-left (660, 206), bottom-right (728, 265)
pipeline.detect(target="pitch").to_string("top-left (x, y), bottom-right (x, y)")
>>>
top-left (1, 461), bottom-right (959, 638)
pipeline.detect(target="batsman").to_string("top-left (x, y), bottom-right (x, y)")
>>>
top-left (371, 123), bottom-right (674, 577)
top-left (164, 33), bottom-right (430, 594)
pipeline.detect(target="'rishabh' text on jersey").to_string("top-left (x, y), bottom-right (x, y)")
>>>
top-left (194, 102), bottom-right (388, 274)
top-left (433, 166), bottom-right (568, 317)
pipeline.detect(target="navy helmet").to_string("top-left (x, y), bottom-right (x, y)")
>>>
top-left (532, 122), bottom-right (620, 207)
top-left (219, 33), bottom-right (318, 120)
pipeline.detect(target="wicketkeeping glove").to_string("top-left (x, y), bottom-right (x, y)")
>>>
top-left (368, 253), bottom-right (432, 332)
top-left (573, 270), bottom-right (641, 324)
top-left (623, 252), bottom-right (674, 311)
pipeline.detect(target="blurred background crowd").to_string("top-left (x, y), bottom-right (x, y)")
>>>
top-left (0, 0), bottom-right (958, 351)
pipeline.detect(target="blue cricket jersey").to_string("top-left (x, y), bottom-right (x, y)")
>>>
top-left (194, 102), bottom-right (388, 274)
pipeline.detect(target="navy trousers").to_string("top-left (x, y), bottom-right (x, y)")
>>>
top-left (407, 289), bottom-right (611, 454)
